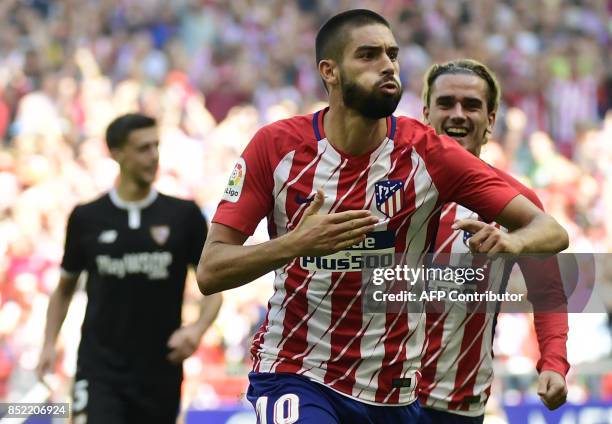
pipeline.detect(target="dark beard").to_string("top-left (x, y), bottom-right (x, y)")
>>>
top-left (341, 75), bottom-right (403, 119)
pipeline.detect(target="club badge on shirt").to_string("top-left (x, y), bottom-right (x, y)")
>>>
top-left (375, 180), bottom-right (404, 218)
top-left (150, 225), bottom-right (170, 245)
top-left (462, 230), bottom-right (474, 247)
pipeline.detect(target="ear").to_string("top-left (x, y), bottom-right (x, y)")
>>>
top-left (319, 59), bottom-right (338, 89)
top-left (109, 147), bottom-right (123, 163)
top-left (487, 111), bottom-right (496, 136)
top-left (423, 105), bottom-right (430, 123)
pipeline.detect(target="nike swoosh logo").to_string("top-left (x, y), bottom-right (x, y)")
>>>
top-left (295, 194), bottom-right (315, 204)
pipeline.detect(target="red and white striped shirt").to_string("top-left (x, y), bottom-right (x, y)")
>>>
top-left (213, 108), bottom-right (519, 405)
top-left (419, 168), bottom-right (569, 416)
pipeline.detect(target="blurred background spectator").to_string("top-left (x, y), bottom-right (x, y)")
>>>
top-left (0, 0), bottom-right (610, 422)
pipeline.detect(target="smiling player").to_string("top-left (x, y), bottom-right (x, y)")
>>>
top-left (197, 11), bottom-right (568, 424)
top-left (418, 59), bottom-right (569, 424)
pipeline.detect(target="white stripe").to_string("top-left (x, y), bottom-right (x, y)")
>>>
top-left (257, 149), bottom-right (300, 372)
top-left (329, 138), bottom-right (391, 213)
top-left (394, 188), bottom-right (402, 215)
top-left (351, 137), bottom-right (395, 401)
top-left (272, 150), bottom-right (296, 235)
top-left (396, 148), bottom-right (440, 398)
top-left (280, 144), bottom-right (343, 372)
top-left (424, 208), bottom-right (508, 413)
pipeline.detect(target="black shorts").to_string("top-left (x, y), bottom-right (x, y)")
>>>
top-left (71, 376), bottom-right (181, 424)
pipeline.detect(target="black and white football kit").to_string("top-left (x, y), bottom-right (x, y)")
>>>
top-left (61, 189), bottom-right (207, 424)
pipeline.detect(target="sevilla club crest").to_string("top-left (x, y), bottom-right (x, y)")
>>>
top-left (150, 225), bottom-right (170, 245)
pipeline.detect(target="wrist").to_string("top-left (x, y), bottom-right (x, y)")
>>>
top-left (276, 231), bottom-right (301, 260)
top-left (43, 340), bottom-right (56, 350)
top-left (193, 324), bottom-right (206, 338)
top-left (511, 232), bottom-right (527, 254)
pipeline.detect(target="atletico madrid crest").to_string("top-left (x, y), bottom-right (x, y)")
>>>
top-left (462, 230), bottom-right (474, 247)
top-left (375, 180), bottom-right (404, 218)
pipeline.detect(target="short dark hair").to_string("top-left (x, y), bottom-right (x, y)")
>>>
top-left (315, 9), bottom-right (391, 66)
top-left (105, 113), bottom-right (156, 150)
top-left (422, 59), bottom-right (501, 113)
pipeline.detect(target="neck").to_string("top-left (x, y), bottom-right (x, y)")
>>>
top-left (324, 101), bottom-right (388, 156)
top-left (115, 176), bottom-right (152, 202)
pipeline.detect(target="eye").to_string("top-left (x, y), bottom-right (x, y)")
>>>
top-left (388, 51), bottom-right (398, 61)
top-left (464, 100), bottom-right (483, 111)
top-left (360, 51), bottom-right (375, 60)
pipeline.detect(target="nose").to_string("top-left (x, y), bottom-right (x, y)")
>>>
top-left (450, 103), bottom-right (466, 121)
top-left (150, 145), bottom-right (159, 162)
top-left (381, 53), bottom-right (395, 76)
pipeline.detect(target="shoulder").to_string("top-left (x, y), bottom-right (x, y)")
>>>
top-left (393, 115), bottom-right (455, 150)
top-left (70, 193), bottom-right (112, 218)
top-left (243, 113), bottom-right (317, 174)
top-left (490, 167), bottom-right (543, 209)
top-left (156, 193), bottom-right (202, 213)
top-left (393, 115), bottom-right (470, 165)
top-left (155, 193), bottom-right (207, 223)
top-left (264, 113), bottom-right (314, 135)
top-left (251, 113), bottom-right (315, 149)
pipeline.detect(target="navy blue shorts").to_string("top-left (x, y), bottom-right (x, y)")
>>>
top-left (418, 407), bottom-right (484, 424)
top-left (246, 372), bottom-right (421, 423)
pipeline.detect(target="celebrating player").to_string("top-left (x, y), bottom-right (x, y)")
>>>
top-left (37, 113), bottom-right (222, 424)
top-left (197, 10), bottom-right (568, 423)
top-left (418, 59), bottom-right (569, 424)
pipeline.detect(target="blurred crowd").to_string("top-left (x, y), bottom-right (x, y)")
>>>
top-left (0, 0), bottom-right (611, 416)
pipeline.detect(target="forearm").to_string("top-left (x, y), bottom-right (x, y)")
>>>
top-left (511, 214), bottom-right (569, 254)
top-left (42, 286), bottom-right (75, 348)
top-left (194, 292), bottom-right (223, 335)
top-left (196, 234), bottom-right (297, 295)
top-left (533, 312), bottom-right (570, 376)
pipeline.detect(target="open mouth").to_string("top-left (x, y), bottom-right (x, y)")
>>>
top-left (444, 127), bottom-right (469, 138)
top-left (379, 79), bottom-right (398, 90)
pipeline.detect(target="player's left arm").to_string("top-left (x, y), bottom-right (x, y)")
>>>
top-left (518, 253), bottom-right (569, 410)
top-left (167, 203), bottom-right (223, 364)
top-left (455, 194), bottom-right (569, 255)
top-left (422, 129), bottom-right (568, 255)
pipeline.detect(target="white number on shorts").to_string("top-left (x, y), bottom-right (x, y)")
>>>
top-left (255, 394), bottom-right (300, 424)
top-left (273, 393), bottom-right (299, 424)
top-left (73, 379), bottom-right (89, 413)
top-left (256, 396), bottom-right (268, 424)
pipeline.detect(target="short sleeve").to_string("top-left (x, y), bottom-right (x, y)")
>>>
top-left (421, 130), bottom-right (519, 222)
top-left (61, 207), bottom-right (86, 276)
top-left (212, 127), bottom-right (274, 235)
top-left (491, 167), bottom-right (543, 210)
top-left (188, 202), bottom-right (208, 267)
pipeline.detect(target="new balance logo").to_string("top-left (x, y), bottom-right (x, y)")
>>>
top-left (294, 193), bottom-right (314, 205)
top-left (98, 230), bottom-right (118, 244)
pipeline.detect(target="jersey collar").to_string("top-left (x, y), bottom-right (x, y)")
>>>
top-left (109, 188), bottom-right (158, 210)
top-left (312, 107), bottom-right (397, 141)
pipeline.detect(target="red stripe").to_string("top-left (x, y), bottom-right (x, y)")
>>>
top-left (322, 154), bottom-right (371, 391)
top-left (434, 204), bottom-right (458, 254)
top-left (448, 312), bottom-right (487, 407)
top-left (374, 144), bottom-right (434, 403)
top-left (271, 146), bottom-right (322, 373)
top-left (418, 204), bottom-right (458, 402)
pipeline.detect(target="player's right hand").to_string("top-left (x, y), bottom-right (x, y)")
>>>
top-left (36, 345), bottom-right (57, 381)
top-left (287, 189), bottom-right (379, 257)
